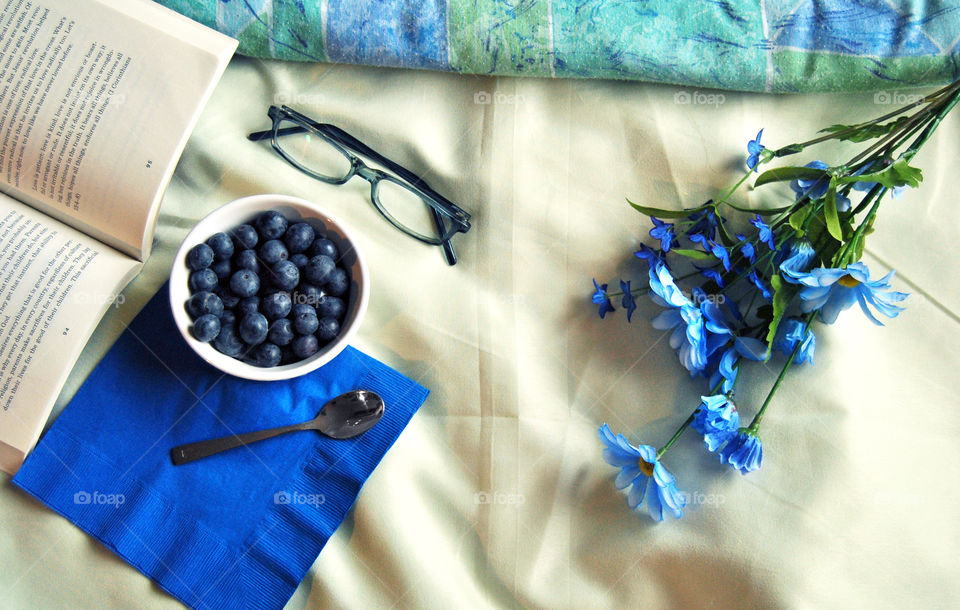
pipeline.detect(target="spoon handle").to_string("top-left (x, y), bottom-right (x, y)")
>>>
top-left (170, 421), bottom-right (311, 465)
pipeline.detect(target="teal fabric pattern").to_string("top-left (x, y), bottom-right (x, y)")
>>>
top-left (155, 1), bottom-right (960, 92)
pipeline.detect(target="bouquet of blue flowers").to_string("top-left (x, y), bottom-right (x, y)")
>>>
top-left (593, 80), bottom-right (960, 521)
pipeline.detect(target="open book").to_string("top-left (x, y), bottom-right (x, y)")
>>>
top-left (0, 0), bottom-right (236, 474)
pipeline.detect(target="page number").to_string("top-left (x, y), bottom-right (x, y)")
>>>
top-left (62, 327), bottom-right (70, 336)
top-left (145, 160), bottom-right (153, 168)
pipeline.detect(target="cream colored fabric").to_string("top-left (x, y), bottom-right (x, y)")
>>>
top-left (1, 58), bottom-right (959, 608)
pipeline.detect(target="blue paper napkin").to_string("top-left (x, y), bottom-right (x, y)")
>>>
top-left (13, 287), bottom-right (429, 609)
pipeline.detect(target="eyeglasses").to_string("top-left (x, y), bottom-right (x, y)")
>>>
top-left (248, 105), bottom-right (471, 265)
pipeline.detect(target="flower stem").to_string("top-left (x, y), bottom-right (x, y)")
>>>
top-left (747, 312), bottom-right (816, 432)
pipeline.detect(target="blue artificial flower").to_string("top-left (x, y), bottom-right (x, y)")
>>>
top-left (773, 318), bottom-right (816, 364)
top-left (697, 266), bottom-right (725, 288)
top-left (719, 428), bottom-right (763, 474)
top-left (747, 270), bottom-right (772, 301)
top-left (708, 336), bottom-right (768, 392)
top-left (789, 160), bottom-right (850, 210)
top-left (736, 233), bottom-right (756, 263)
top-left (634, 243), bottom-right (661, 268)
top-left (746, 129), bottom-right (764, 172)
top-left (784, 262), bottom-right (909, 325)
top-left (778, 239), bottom-right (816, 279)
top-left (598, 424), bottom-right (686, 521)
top-left (649, 217), bottom-right (677, 252)
top-left (689, 234), bottom-right (732, 271)
top-left (592, 279), bottom-right (616, 319)
top-left (692, 394), bottom-right (741, 452)
top-left (651, 304), bottom-right (708, 374)
top-left (620, 280), bottom-right (637, 323)
top-left (750, 215), bottom-right (776, 250)
top-left (686, 207), bottom-right (718, 242)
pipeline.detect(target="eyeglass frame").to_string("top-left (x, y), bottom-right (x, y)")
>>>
top-left (248, 105), bottom-right (471, 265)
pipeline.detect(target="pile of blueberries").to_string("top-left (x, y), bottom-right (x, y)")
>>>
top-left (184, 210), bottom-right (350, 367)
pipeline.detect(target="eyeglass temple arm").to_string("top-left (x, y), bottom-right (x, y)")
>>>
top-left (249, 124), bottom-right (461, 266)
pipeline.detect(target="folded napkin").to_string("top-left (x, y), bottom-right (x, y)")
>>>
top-left (12, 286), bottom-right (429, 609)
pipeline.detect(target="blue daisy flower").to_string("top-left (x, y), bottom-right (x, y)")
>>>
top-left (649, 217), bottom-right (677, 252)
top-left (620, 280), bottom-right (637, 322)
top-left (708, 336), bottom-right (768, 393)
top-left (746, 129), bottom-right (764, 172)
top-left (692, 395), bottom-right (741, 452)
top-left (784, 262), bottom-right (909, 325)
top-left (778, 239), bottom-right (816, 279)
top-left (773, 318), bottom-right (816, 364)
top-left (719, 428), bottom-right (763, 474)
top-left (749, 215), bottom-right (776, 250)
top-left (598, 424), bottom-right (686, 521)
top-left (592, 279), bottom-right (615, 319)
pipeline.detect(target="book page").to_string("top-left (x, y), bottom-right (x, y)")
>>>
top-left (0, 192), bottom-right (140, 474)
top-left (0, 0), bottom-right (235, 261)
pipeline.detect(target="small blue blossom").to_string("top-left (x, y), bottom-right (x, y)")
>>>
top-left (750, 215), bottom-right (776, 250)
top-left (634, 243), bottom-right (661, 268)
top-left (709, 336), bottom-right (768, 392)
top-left (649, 217), bottom-right (677, 252)
top-left (748, 270), bottom-right (773, 301)
top-left (620, 280), bottom-right (637, 322)
top-left (790, 160), bottom-right (850, 210)
top-left (719, 428), bottom-right (763, 474)
top-left (598, 424), bottom-right (686, 521)
top-left (697, 266), bottom-right (725, 288)
top-left (773, 318), bottom-right (816, 364)
top-left (689, 234), bottom-right (732, 271)
top-left (686, 207), bottom-right (718, 242)
top-left (779, 239), bottom-right (816, 278)
top-left (592, 279), bottom-right (615, 319)
top-left (692, 394), bottom-right (741, 452)
top-left (736, 233), bottom-right (756, 263)
top-left (784, 262), bottom-right (909, 325)
top-left (746, 129), bottom-right (764, 171)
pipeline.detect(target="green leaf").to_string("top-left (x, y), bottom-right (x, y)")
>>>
top-left (835, 159), bottom-right (923, 189)
top-left (669, 248), bottom-right (713, 261)
top-left (789, 206), bottom-right (810, 233)
top-left (819, 117), bottom-right (911, 143)
top-left (773, 143), bottom-right (804, 157)
top-left (823, 180), bottom-right (843, 241)
top-left (626, 198), bottom-right (703, 219)
top-left (764, 274), bottom-right (792, 358)
top-left (754, 166), bottom-right (827, 187)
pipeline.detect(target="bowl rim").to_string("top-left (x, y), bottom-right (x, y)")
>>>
top-left (170, 193), bottom-right (369, 381)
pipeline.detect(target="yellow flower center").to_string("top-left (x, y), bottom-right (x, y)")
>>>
top-left (837, 274), bottom-right (861, 288)
top-left (638, 458), bottom-right (655, 477)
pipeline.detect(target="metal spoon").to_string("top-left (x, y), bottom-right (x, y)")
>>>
top-left (170, 390), bottom-right (385, 465)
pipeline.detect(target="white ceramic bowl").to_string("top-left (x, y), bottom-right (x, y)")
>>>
top-left (170, 194), bottom-right (369, 381)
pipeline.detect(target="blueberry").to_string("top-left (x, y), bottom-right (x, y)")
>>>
top-left (289, 253), bottom-right (309, 268)
top-left (190, 314), bottom-right (221, 342)
top-left (255, 210), bottom-right (288, 240)
top-left (186, 243), bottom-right (214, 270)
top-left (189, 268), bottom-right (219, 293)
top-left (270, 259), bottom-right (299, 291)
top-left (234, 249), bottom-right (260, 273)
top-left (291, 334), bottom-right (319, 359)
top-left (267, 318), bottom-right (295, 346)
top-left (252, 342), bottom-right (282, 367)
top-left (213, 324), bottom-right (245, 357)
top-left (218, 289), bottom-right (241, 309)
top-left (238, 312), bottom-right (269, 345)
top-left (229, 269), bottom-right (260, 298)
top-left (206, 232), bottom-right (235, 261)
top-left (259, 239), bottom-right (288, 265)
top-left (211, 259), bottom-right (232, 279)
top-left (219, 310), bottom-right (237, 327)
top-left (292, 303), bottom-right (319, 335)
top-left (316, 316), bottom-right (340, 342)
top-left (186, 292), bottom-right (223, 319)
top-left (294, 283), bottom-right (323, 308)
top-left (238, 296), bottom-right (260, 315)
top-left (309, 237), bottom-right (339, 260)
top-left (303, 255), bottom-right (335, 285)
top-left (280, 345), bottom-right (297, 365)
top-left (316, 295), bottom-right (346, 320)
top-left (261, 291), bottom-right (292, 320)
top-left (283, 222), bottom-right (316, 253)
top-left (230, 224), bottom-right (259, 250)
top-left (324, 268), bottom-right (349, 297)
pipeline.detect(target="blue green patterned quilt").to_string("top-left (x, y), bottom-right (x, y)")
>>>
top-left (156, 1), bottom-right (960, 92)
